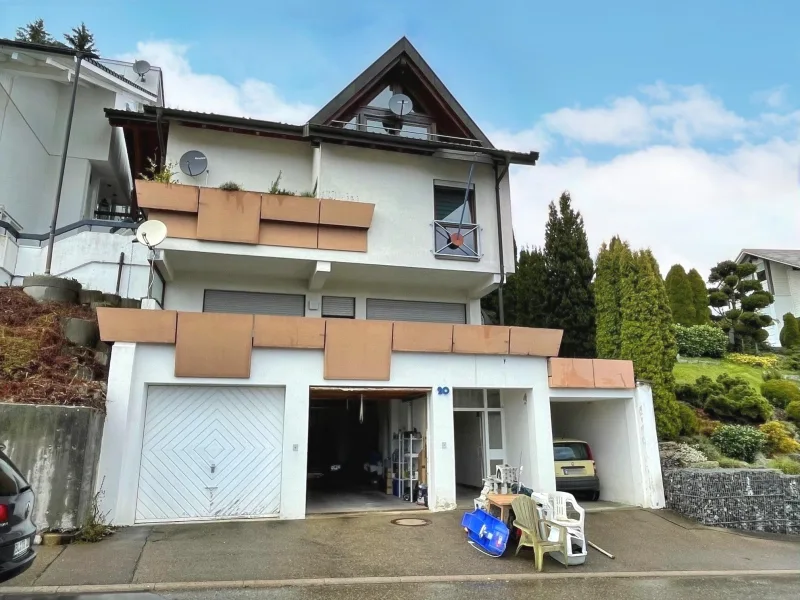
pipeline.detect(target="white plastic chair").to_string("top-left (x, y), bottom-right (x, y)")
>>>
top-left (548, 492), bottom-right (585, 534)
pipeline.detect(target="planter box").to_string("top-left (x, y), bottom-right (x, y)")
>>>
top-left (22, 275), bottom-right (81, 304)
top-left (136, 180), bottom-right (199, 213)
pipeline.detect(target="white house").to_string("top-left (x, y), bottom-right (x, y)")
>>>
top-left (737, 249), bottom-right (800, 347)
top-left (93, 37), bottom-right (665, 525)
top-left (0, 39), bottom-right (163, 292)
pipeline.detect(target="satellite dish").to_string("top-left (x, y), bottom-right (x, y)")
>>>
top-left (132, 60), bottom-right (151, 82)
top-left (136, 220), bottom-right (167, 248)
top-left (179, 150), bottom-right (208, 177)
top-left (389, 93), bottom-right (413, 116)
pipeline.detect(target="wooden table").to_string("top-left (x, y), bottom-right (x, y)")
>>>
top-left (486, 493), bottom-right (519, 525)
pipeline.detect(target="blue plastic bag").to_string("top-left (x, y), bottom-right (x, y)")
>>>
top-left (461, 509), bottom-right (509, 556)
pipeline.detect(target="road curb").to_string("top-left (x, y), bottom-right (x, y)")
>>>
top-left (3, 569), bottom-right (800, 594)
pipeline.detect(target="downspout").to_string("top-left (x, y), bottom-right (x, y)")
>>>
top-left (493, 161), bottom-right (509, 325)
top-left (45, 53), bottom-right (84, 274)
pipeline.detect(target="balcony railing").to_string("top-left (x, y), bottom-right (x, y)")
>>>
top-left (433, 220), bottom-right (480, 260)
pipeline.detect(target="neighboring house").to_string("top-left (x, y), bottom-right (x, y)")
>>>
top-left (0, 39), bottom-right (162, 292)
top-left (736, 249), bottom-right (800, 347)
top-left (94, 37), bottom-right (665, 526)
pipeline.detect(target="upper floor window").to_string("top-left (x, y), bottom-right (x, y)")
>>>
top-left (346, 83), bottom-right (436, 141)
top-left (756, 270), bottom-right (767, 282)
top-left (433, 181), bottom-right (479, 260)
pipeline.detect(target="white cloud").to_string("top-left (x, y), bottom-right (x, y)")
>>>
top-left (118, 41), bottom-right (316, 124)
top-left (753, 85), bottom-right (788, 109)
top-left (508, 137), bottom-right (800, 276)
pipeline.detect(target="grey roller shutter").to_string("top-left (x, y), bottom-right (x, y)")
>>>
top-left (366, 298), bottom-right (466, 323)
top-left (203, 290), bottom-right (305, 316)
top-left (322, 296), bottom-right (355, 318)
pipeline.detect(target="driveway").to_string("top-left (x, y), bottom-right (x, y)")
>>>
top-left (5, 508), bottom-right (800, 588)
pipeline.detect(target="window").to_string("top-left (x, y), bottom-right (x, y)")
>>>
top-left (553, 442), bottom-right (590, 461)
top-left (322, 296), bottom-right (355, 319)
top-left (366, 298), bottom-right (467, 323)
top-left (433, 182), bottom-right (479, 259)
top-left (756, 270), bottom-right (767, 282)
top-left (341, 82), bottom-right (436, 140)
top-left (203, 290), bottom-right (305, 316)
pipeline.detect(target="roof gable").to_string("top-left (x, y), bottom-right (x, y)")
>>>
top-left (738, 249), bottom-right (800, 269)
top-left (309, 37), bottom-right (493, 148)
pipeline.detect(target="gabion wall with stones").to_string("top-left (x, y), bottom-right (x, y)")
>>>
top-left (663, 468), bottom-right (800, 534)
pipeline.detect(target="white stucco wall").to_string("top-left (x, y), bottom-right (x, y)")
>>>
top-left (97, 345), bottom-right (565, 525)
top-left (762, 261), bottom-right (795, 347)
top-left (164, 272), bottom-right (480, 322)
top-left (10, 231), bottom-right (150, 297)
top-left (163, 125), bottom-right (511, 278)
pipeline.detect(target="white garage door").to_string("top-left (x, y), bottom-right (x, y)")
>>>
top-left (136, 386), bottom-right (284, 523)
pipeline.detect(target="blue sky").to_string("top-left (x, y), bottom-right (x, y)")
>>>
top-left (3, 0), bottom-right (798, 273)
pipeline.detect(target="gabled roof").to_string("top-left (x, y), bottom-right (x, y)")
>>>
top-left (309, 37), bottom-right (494, 148)
top-left (737, 249), bottom-right (800, 269)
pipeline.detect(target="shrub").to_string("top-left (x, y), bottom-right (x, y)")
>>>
top-left (689, 435), bottom-right (723, 461)
top-left (780, 313), bottom-right (800, 348)
top-left (760, 380), bottom-right (800, 408)
top-left (787, 400), bottom-right (800, 423)
top-left (768, 456), bottom-right (800, 475)
top-left (759, 421), bottom-right (800, 456)
top-left (727, 353), bottom-right (779, 368)
top-left (780, 351), bottom-right (800, 372)
top-left (218, 181), bottom-right (243, 191)
top-left (675, 324), bottom-right (728, 358)
top-left (710, 424), bottom-right (766, 462)
top-left (718, 457), bottom-right (751, 468)
top-left (704, 374), bottom-right (773, 423)
top-left (677, 402), bottom-right (699, 436)
top-left (762, 368), bottom-right (783, 381)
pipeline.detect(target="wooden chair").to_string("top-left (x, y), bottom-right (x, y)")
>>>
top-left (511, 495), bottom-right (569, 571)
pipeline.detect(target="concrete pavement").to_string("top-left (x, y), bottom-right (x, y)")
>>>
top-left (4, 509), bottom-right (800, 589)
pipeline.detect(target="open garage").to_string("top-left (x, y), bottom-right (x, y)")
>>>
top-left (550, 394), bottom-right (654, 507)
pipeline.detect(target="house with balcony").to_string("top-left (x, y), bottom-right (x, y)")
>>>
top-left (0, 39), bottom-right (163, 292)
top-left (92, 37), bottom-right (664, 524)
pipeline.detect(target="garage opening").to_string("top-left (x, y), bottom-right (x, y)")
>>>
top-left (549, 398), bottom-right (642, 506)
top-left (306, 387), bottom-right (430, 515)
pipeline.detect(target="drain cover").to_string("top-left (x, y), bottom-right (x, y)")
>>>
top-left (391, 517), bottom-right (431, 527)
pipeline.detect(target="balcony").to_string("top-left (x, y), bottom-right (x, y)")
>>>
top-left (433, 220), bottom-right (480, 261)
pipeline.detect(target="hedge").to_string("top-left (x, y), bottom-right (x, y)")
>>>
top-left (675, 324), bottom-right (728, 358)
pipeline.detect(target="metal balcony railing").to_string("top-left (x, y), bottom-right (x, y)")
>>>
top-left (433, 220), bottom-right (481, 260)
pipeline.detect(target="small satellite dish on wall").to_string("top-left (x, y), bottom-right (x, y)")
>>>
top-left (136, 220), bottom-right (167, 249)
top-left (179, 150), bottom-right (208, 177)
top-left (132, 60), bottom-right (151, 82)
top-left (389, 93), bottom-right (413, 116)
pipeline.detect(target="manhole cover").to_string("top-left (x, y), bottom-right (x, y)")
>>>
top-left (391, 518), bottom-right (431, 527)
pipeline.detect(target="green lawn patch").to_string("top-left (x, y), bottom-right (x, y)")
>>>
top-left (674, 358), bottom-right (766, 390)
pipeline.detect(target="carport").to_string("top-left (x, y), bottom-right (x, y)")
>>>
top-left (549, 386), bottom-right (663, 508)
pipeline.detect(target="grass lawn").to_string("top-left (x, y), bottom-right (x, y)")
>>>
top-left (673, 358), bottom-right (766, 390)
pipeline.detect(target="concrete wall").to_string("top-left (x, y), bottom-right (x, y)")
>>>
top-left (164, 125), bottom-right (512, 277)
top-left (503, 389), bottom-right (532, 485)
top-left (9, 231), bottom-right (150, 297)
top-left (0, 403), bottom-right (104, 532)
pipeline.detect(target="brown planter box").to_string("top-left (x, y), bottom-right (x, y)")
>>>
top-left (136, 180), bottom-right (199, 213)
top-left (324, 320), bottom-right (392, 380)
top-left (317, 226), bottom-right (368, 252)
top-left (261, 194), bottom-right (320, 224)
top-left (197, 188), bottom-right (261, 244)
top-left (175, 312), bottom-right (253, 378)
top-left (509, 327), bottom-right (563, 357)
top-left (548, 358), bottom-right (595, 388)
top-left (452, 325), bottom-right (510, 354)
top-left (147, 210), bottom-right (198, 240)
top-left (259, 222), bottom-right (319, 249)
top-left (97, 308), bottom-right (177, 344)
top-left (393, 322), bottom-right (453, 353)
top-left (319, 199), bottom-right (374, 228)
top-left (253, 315), bottom-right (325, 349)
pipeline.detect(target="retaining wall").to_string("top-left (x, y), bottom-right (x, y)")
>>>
top-left (663, 468), bottom-right (800, 534)
top-left (0, 403), bottom-right (104, 531)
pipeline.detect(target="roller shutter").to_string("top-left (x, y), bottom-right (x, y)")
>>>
top-left (203, 290), bottom-right (305, 316)
top-left (366, 298), bottom-right (466, 323)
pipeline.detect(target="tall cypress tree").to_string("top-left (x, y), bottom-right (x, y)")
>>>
top-left (595, 236), bottom-right (633, 359)
top-left (543, 192), bottom-right (596, 357)
top-left (619, 250), bottom-right (680, 439)
top-left (514, 247), bottom-right (548, 328)
top-left (665, 264), bottom-right (696, 326)
top-left (687, 268), bottom-right (711, 325)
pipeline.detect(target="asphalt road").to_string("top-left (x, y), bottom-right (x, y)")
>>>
top-left (156, 577), bottom-right (800, 600)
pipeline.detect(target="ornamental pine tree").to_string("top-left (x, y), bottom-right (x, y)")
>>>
top-left (542, 192), bottom-right (596, 357)
top-left (708, 260), bottom-right (774, 351)
top-left (780, 313), bottom-right (800, 349)
top-left (64, 22), bottom-right (98, 54)
top-left (665, 264), bottom-right (696, 326)
top-left (595, 236), bottom-right (633, 359)
top-left (619, 249), bottom-right (681, 439)
top-left (687, 268), bottom-right (711, 325)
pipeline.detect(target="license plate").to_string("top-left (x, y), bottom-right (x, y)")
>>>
top-left (13, 537), bottom-right (30, 558)
top-left (562, 467), bottom-right (585, 475)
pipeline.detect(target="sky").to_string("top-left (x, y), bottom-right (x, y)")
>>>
top-left (2, 0), bottom-right (798, 276)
